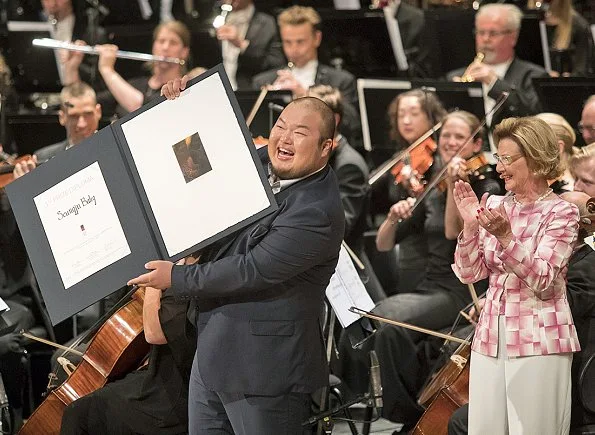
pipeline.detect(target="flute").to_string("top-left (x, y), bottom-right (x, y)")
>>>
top-left (213, 3), bottom-right (233, 29)
top-left (32, 38), bottom-right (186, 65)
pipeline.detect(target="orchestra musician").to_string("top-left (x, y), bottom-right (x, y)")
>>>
top-left (527, 0), bottom-right (593, 76)
top-left (252, 6), bottom-right (362, 149)
top-left (570, 142), bottom-right (595, 198)
top-left (579, 95), bottom-right (595, 145)
top-left (447, 4), bottom-right (547, 151)
top-left (306, 84), bottom-right (385, 302)
top-left (129, 82), bottom-right (345, 435)
top-left (12, 82), bottom-right (102, 178)
top-left (452, 117), bottom-right (580, 434)
top-left (62, 20), bottom-right (190, 119)
top-left (373, 89), bottom-right (447, 291)
top-left (535, 112), bottom-right (577, 192)
top-left (338, 111), bottom-right (490, 432)
top-left (60, 286), bottom-right (196, 435)
top-left (215, 0), bottom-right (285, 90)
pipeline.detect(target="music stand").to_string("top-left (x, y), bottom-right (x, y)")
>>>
top-left (234, 90), bottom-right (292, 139)
top-left (317, 9), bottom-right (400, 78)
top-left (357, 78), bottom-right (485, 154)
top-left (4, 21), bottom-right (62, 93)
top-left (534, 77), bottom-right (595, 147)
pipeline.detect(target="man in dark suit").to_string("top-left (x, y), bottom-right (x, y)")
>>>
top-left (129, 92), bottom-right (345, 435)
top-left (12, 82), bottom-right (102, 178)
top-left (252, 6), bottom-right (361, 149)
top-left (307, 84), bottom-right (385, 303)
top-left (447, 4), bottom-right (547, 150)
top-left (215, 0), bottom-right (285, 90)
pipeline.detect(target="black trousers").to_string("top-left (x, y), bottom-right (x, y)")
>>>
top-left (188, 354), bottom-right (312, 435)
top-left (61, 393), bottom-right (135, 435)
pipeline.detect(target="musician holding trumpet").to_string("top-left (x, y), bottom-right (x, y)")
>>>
top-left (447, 4), bottom-right (547, 150)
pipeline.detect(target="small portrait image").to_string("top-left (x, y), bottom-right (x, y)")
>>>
top-left (172, 132), bottom-right (212, 183)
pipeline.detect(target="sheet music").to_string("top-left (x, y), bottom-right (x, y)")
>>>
top-left (326, 245), bottom-right (375, 328)
top-left (0, 297), bottom-right (8, 313)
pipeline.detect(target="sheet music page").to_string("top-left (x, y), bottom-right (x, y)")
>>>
top-left (326, 245), bottom-right (375, 328)
top-left (0, 297), bottom-right (8, 313)
top-left (34, 162), bottom-right (131, 289)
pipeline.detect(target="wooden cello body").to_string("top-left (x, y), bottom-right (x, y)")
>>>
top-left (19, 290), bottom-right (149, 435)
top-left (412, 340), bottom-right (471, 435)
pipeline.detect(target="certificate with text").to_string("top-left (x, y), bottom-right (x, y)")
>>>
top-left (34, 162), bottom-right (131, 289)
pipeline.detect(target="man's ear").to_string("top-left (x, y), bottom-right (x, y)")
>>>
top-left (321, 138), bottom-right (333, 157)
top-left (58, 109), bottom-right (67, 127)
top-left (314, 30), bottom-right (322, 48)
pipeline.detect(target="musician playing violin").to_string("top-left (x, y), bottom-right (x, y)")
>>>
top-left (373, 89), bottom-right (446, 290)
top-left (60, 286), bottom-right (196, 435)
top-left (338, 111), bottom-right (491, 431)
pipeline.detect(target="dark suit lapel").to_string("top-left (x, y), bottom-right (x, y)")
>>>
top-left (315, 64), bottom-right (328, 86)
top-left (244, 12), bottom-right (261, 43)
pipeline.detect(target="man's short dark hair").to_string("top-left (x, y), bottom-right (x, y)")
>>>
top-left (290, 97), bottom-right (336, 144)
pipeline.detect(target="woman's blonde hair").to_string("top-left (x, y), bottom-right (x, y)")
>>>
top-left (493, 117), bottom-right (563, 180)
top-left (527, 0), bottom-right (573, 49)
top-left (535, 112), bottom-right (576, 155)
top-left (569, 142), bottom-right (595, 176)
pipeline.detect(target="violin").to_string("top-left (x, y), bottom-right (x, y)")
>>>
top-left (369, 122), bottom-right (443, 187)
top-left (0, 154), bottom-right (32, 189)
top-left (390, 137), bottom-right (437, 196)
top-left (19, 287), bottom-right (149, 435)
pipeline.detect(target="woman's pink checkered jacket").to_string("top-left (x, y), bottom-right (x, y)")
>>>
top-left (453, 193), bottom-right (581, 358)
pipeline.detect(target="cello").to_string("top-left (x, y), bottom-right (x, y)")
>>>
top-left (19, 287), bottom-right (149, 435)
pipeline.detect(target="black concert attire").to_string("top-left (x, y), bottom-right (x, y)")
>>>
top-left (330, 135), bottom-right (385, 302)
top-left (234, 10), bottom-right (286, 90)
top-left (338, 155), bottom-right (495, 429)
top-left (448, 243), bottom-right (595, 434)
top-left (252, 64), bottom-right (362, 150)
top-left (394, 2), bottom-right (432, 78)
top-left (98, 76), bottom-right (159, 120)
top-left (175, 148), bottom-right (344, 435)
top-left (60, 293), bottom-right (196, 435)
top-left (447, 57), bottom-right (547, 128)
top-left (546, 12), bottom-right (593, 76)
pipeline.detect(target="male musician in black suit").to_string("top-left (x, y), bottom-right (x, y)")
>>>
top-left (129, 91), bottom-right (345, 435)
top-left (215, 0), bottom-right (285, 90)
top-left (447, 4), bottom-right (547, 150)
top-left (307, 84), bottom-right (385, 302)
top-left (252, 6), bottom-right (362, 149)
top-left (12, 82), bottom-right (101, 178)
top-left (40, 0), bottom-right (108, 87)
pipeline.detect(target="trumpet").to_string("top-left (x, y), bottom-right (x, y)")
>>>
top-left (32, 38), bottom-right (186, 65)
top-left (460, 52), bottom-right (485, 82)
top-left (213, 3), bottom-right (233, 29)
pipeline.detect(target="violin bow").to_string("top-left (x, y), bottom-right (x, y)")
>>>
top-left (368, 121), bottom-right (443, 187)
top-left (246, 87), bottom-right (269, 128)
top-left (409, 92), bottom-right (510, 213)
top-left (349, 306), bottom-right (470, 345)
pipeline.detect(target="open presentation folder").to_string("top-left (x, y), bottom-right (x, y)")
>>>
top-left (6, 65), bottom-right (278, 325)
